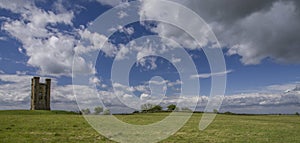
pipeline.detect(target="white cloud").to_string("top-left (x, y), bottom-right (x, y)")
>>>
top-left (0, 73), bottom-right (96, 111)
top-left (148, 79), bottom-right (168, 85)
top-left (139, 0), bottom-right (211, 49)
top-left (16, 71), bottom-right (28, 75)
top-left (0, 74), bottom-right (32, 104)
top-left (0, 73), bottom-right (299, 114)
top-left (190, 70), bottom-right (233, 79)
top-left (140, 93), bottom-right (151, 100)
top-left (0, 0), bottom-right (33, 14)
top-left (0, 36), bottom-right (8, 41)
top-left (115, 44), bottom-right (129, 60)
top-left (123, 27), bottom-right (134, 35)
top-left (134, 84), bottom-right (150, 93)
top-left (109, 25), bottom-right (135, 36)
top-left (138, 57), bottom-right (158, 70)
top-left (89, 76), bottom-right (101, 85)
top-left (117, 11), bottom-right (128, 19)
top-left (112, 82), bottom-right (135, 93)
top-left (77, 28), bottom-right (117, 65)
top-left (266, 83), bottom-right (299, 93)
top-left (0, 1), bottom-right (77, 76)
top-left (223, 92), bottom-right (300, 108)
top-left (0, 1), bottom-right (113, 77)
top-left (96, 0), bottom-right (128, 7)
top-left (167, 80), bottom-right (182, 87)
top-left (123, 94), bottom-right (133, 99)
top-left (171, 56), bottom-right (181, 64)
top-left (147, 79), bottom-right (182, 88)
top-left (17, 47), bottom-right (25, 54)
top-left (77, 28), bottom-right (111, 55)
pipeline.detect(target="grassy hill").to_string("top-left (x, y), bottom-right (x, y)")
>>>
top-left (0, 110), bottom-right (299, 142)
top-left (0, 110), bottom-right (79, 115)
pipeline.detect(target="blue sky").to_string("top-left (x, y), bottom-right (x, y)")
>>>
top-left (0, 0), bottom-right (299, 114)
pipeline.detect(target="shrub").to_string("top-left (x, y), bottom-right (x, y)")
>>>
top-left (133, 110), bottom-right (140, 114)
top-left (224, 111), bottom-right (234, 115)
top-left (141, 104), bottom-right (162, 113)
top-left (181, 107), bottom-right (192, 112)
top-left (213, 109), bottom-right (219, 114)
top-left (103, 109), bottom-right (110, 115)
top-left (150, 105), bottom-right (162, 112)
top-left (94, 106), bottom-right (103, 114)
top-left (141, 103), bottom-right (154, 112)
top-left (167, 104), bottom-right (176, 111)
top-left (81, 108), bottom-right (91, 115)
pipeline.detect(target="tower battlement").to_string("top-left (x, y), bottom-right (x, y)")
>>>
top-left (31, 77), bottom-right (51, 110)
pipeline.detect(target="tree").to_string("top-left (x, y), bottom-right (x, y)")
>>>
top-left (150, 105), bottom-right (162, 112)
top-left (224, 111), bottom-right (234, 115)
top-left (296, 112), bottom-right (299, 116)
top-left (167, 104), bottom-right (176, 111)
top-left (133, 110), bottom-right (140, 114)
top-left (141, 103), bottom-right (162, 113)
top-left (94, 106), bottom-right (103, 114)
top-left (103, 109), bottom-right (110, 115)
top-left (141, 103), bottom-right (154, 112)
top-left (213, 109), bottom-right (219, 114)
top-left (181, 107), bottom-right (192, 112)
top-left (81, 108), bottom-right (91, 115)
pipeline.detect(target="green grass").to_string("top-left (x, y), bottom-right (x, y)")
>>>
top-left (0, 110), bottom-right (79, 115)
top-left (0, 110), bottom-right (110, 143)
top-left (0, 110), bottom-right (299, 143)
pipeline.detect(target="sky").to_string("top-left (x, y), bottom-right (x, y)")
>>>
top-left (0, 0), bottom-right (299, 114)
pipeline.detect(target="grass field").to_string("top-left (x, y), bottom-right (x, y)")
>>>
top-left (0, 110), bottom-right (299, 143)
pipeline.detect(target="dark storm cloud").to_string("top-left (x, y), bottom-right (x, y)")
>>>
top-left (187, 0), bottom-right (275, 25)
top-left (192, 0), bottom-right (300, 64)
top-left (157, 0), bottom-right (300, 64)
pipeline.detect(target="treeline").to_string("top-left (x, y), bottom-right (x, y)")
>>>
top-left (80, 104), bottom-right (193, 115)
top-left (80, 106), bottom-right (110, 115)
top-left (80, 106), bottom-right (300, 116)
top-left (138, 103), bottom-right (192, 113)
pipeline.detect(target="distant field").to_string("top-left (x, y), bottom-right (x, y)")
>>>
top-left (0, 110), bottom-right (299, 143)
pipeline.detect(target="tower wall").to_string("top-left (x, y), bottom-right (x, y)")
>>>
top-left (31, 77), bottom-right (40, 110)
top-left (31, 77), bottom-right (51, 110)
top-left (45, 79), bottom-right (51, 110)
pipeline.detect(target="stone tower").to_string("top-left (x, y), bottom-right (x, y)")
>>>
top-left (31, 77), bottom-right (51, 110)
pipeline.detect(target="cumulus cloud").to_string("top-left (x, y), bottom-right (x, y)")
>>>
top-left (139, 0), bottom-right (212, 49)
top-left (89, 76), bottom-right (102, 86)
top-left (0, 73), bottom-right (299, 113)
top-left (139, 0), bottom-right (300, 65)
top-left (140, 93), bottom-right (151, 100)
top-left (0, 74), bottom-right (32, 104)
top-left (117, 11), bottom-right (128, 19)
top-left (0, 73), bottom-right (78, 110)
top-left (108, 25), bottom-right (135, 36)
top-left (1, 1), bottom-right (74, 76)
top-left (0, 0), bottom-right (113, 77)
top-left (77, 28), bottom-right (112, 55)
